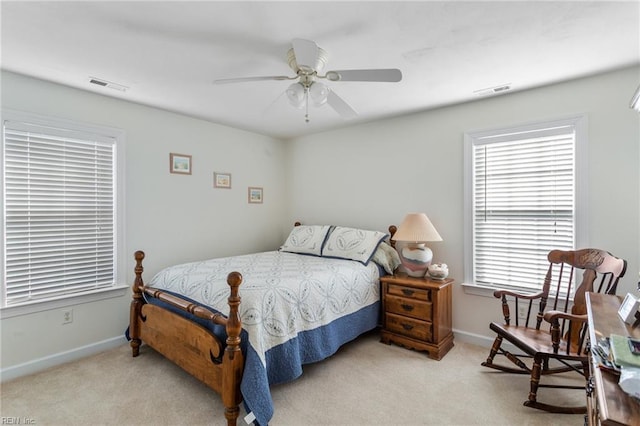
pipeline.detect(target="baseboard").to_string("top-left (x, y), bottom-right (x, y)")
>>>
top-left (0, 335), bottom-right (127, 383)
top-left (453, 328), bottom-right (522, 355)
top-left (452, 329), bottom-right (495, 348)
top-left (0, 331), bottom-right (506, 383)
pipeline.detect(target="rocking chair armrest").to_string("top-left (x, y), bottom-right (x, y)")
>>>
top-left (543, 310), bottom-right (587, 324)
top-left (492, 288), bottom-right (545, 300)
top-left (544, 310), bottom-right (588, 352)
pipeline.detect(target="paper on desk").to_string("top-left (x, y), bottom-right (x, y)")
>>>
top-left (619, 367), bottom-right (640, 399)
top-left (610, 334), bottom-right (640, 368)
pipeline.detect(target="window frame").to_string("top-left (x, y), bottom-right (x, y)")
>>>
top-left (462, 114), bottom-right (588, 297)
top-left (1, 109), bottom-right (127, 318)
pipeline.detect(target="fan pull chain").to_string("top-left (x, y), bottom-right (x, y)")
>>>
top-left (304, 86), bottom-right (310, 123)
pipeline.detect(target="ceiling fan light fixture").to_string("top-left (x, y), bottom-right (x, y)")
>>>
top-left (286, 82), bottom-right (305, 108)
top-left (309, 82), bottom-right (330, 106)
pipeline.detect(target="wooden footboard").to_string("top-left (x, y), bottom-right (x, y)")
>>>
top-left (129, 251), bottom-right (244, 426)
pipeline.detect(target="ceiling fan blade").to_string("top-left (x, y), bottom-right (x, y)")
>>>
top-left (291, 38), bottom-right (319, 71)
top-left (325, 69), bottom-right (402, 82)
top-left (213, 75), bottom-right (293, 84)
top-left (327, 91), bottom-right (357, 119)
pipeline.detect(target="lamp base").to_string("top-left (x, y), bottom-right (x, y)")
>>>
top-left (395, 242), bottom-right (433, 277)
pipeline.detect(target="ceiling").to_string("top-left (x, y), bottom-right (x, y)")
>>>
top-left (1, 1), bottom-right (639, 139)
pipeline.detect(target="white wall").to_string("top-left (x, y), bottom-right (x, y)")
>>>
top-left (0, 71), bottom-right (287, 374)
top-left (2, 66), bottom-right (638, 377)
top-left (285, 66), bottom-right (640, 343)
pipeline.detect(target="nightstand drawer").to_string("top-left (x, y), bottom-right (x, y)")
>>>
top-left (386, 294), bottom-right (432, 320)
top-left (385, 312), bottom-right (432, 341)
top-left (388, 283), bottom-right (431, 301)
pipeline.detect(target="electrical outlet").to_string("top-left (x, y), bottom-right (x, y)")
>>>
top-left (62, 309), bottom-right (73, 324)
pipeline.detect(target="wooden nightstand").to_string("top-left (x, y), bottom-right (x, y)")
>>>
top-left (380, 274), bottom-right (454, 360)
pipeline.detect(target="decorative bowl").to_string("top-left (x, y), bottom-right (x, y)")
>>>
top-left (427, 263), bottom-right (449, 280)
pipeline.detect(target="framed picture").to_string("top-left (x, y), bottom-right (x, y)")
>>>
top-left (214, 172), bottom-right (232, 188)
top-left (170, 153), bottom-right (192, 175)
top-left (618, 293), bottom-right (640, 324)
top-left (248, 187), bottom-right (263, 204)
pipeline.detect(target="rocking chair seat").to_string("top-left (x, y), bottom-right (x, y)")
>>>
top-left (489, 322), bottom-right (585, 363)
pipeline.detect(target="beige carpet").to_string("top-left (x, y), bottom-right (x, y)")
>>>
top-left (1, 331), bottom-right (585, 425)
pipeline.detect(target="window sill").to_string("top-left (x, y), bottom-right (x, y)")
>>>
top-left (460, 282), bottom-right (500, 298)
top-left (0, 285), bottom-right (129, 319)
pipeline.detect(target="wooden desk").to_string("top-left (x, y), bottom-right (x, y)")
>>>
top-left (586, 292), bottom-right (640, 425)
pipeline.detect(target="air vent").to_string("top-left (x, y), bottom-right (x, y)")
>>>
top-left (89, 77), bottom-right (128, 92)
top-left (89, 79), bottom-right (107, 87)
top-left (492, 85), bottom-right (510, 93)
top-left (473, 84), bottom-right (511, 96)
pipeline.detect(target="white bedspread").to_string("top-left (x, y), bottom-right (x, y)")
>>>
top-left (148, 251), bottom-right (380, 366)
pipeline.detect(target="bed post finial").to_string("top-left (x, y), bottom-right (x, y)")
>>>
top-left (134, 250), bottom-right (145, 287)
top-left (129, 250), bottom-right (145, 357)
top-left (388, 225), bottom-right (397, 248)
top-left (223, 271), bottom-right (243, 426)
top-left (225, 271), bottom-right (242, 354)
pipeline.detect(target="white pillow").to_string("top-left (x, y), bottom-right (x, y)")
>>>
top-left (372, 241), bottom-right (402, 274)
top-left (321, 226), bottom-right (388, 265)
top-left (280, 225), bottom-right (332, 256)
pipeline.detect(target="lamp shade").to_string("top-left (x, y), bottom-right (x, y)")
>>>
top-left (392, 213), bottom-right (442, 243)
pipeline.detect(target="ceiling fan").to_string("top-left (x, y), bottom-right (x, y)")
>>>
top-left (213, 38), bottom-right (402, 122)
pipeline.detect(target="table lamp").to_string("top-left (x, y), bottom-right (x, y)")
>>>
top-left (392, 212), bottom-right (442, 277)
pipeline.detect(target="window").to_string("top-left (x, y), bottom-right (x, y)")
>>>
top-left (1, 110), bottom-right (126, 316)
top-left (464, 115), bottom-right (587, 294)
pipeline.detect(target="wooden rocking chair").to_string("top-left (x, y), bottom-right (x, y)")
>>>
top-left (481, 248), bottom-right (627, 414)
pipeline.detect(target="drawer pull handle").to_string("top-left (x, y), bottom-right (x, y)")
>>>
top-left (401, 323), bottom-right (414, 331)
top-left (401, 304), bottom-right (414, 312)
top-left (402, 289), bottom-right (415, 296)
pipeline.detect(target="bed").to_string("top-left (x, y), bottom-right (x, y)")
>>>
top-left (128, 223), bottom-right (400, 426)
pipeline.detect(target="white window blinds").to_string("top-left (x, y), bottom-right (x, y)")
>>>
top-left (471, 124), bottom-right (576, 292)
top-left (3, 120), bottom-right (117, 307)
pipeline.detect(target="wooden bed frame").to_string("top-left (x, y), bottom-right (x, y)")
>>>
top-left (129, 250), bottom-right (244, 425)
top-left (129, 224), bottom-right (397, 426)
